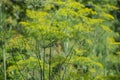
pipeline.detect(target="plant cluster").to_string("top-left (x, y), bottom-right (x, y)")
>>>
top-left (0, 0), bottom-right (120, 80)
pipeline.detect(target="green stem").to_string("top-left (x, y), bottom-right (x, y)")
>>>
top-left (1, 2), bottom-right (6, 80)
top-left (36, 40), bottom-right (42, 80)
top-left (43, 48), bottom-right (45, 80)
top-left (49, 43), bottom-right (52, 80)
top-left (3, 47), bottom-right (6, 80)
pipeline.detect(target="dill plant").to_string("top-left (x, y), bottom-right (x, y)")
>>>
top-left (0, 0), bottom-right (120, 80)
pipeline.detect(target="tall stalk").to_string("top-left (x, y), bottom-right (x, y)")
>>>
top-left (1, 3), bottom-right (6, 80)
top-left (3, 44), bottom-right (6, 80)
top-left (43, 47), bottom-right (45, 80)
top-left (49, 41), bottom-right (52, 80)
top-left (35, 39), bottom-right (43, 80)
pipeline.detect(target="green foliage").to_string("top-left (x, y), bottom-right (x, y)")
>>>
top-left (0, 0), bottom-right (120, 80)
